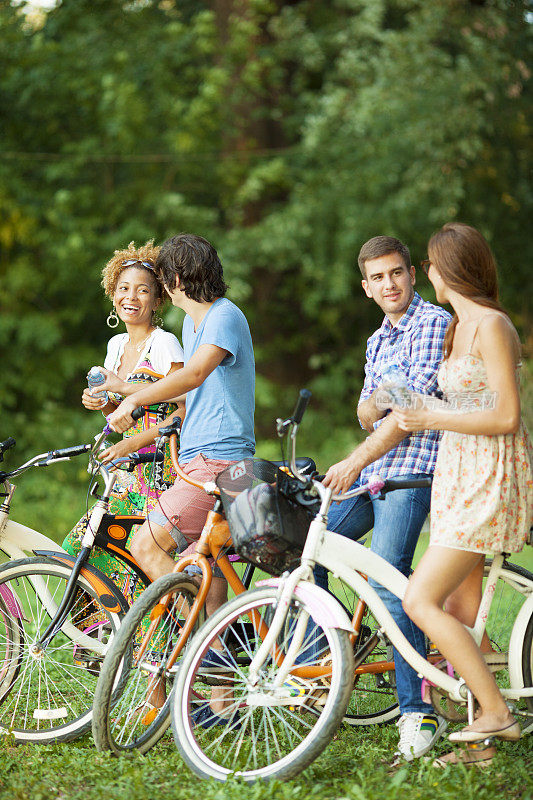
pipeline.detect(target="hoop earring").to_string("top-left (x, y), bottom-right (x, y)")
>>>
top-left (107, 308), bottom-right (120, 329)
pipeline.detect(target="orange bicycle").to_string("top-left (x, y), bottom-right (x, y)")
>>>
top-left (92, 414), bottom-right (317, 754)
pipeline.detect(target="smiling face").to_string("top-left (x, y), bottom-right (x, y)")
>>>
top-left (113, 266), bottom-right (160, 327)
top-left (361, 252), bottom-right (416, 324)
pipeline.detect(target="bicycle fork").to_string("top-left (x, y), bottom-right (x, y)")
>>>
top-left (34, 494), bottom-right (113, 653)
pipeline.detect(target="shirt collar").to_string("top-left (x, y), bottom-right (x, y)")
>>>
top-left (378, 292), bottom-right (423, 337)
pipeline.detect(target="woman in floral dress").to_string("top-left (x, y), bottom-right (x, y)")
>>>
top-left (393, 222), bottom-right (532, 766)
top-left (63, 240), bottom-right (184, 613)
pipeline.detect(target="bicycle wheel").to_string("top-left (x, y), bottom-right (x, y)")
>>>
top-left (171, 586), bottom-right (354, 783)
top-left (521, 606), bottom-right (533, 714)
top-left (0, 591), bottom-right (23, 701)
top-left (329, 577), bottom-right (399, 726)
top-left (429, 560), bottom-right (533, 721)
top-left (92, 571), bottom-right (202, 755)
top-left (0, 556), bottom-right (125, 743)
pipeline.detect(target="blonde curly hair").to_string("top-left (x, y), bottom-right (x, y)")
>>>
top-left (101, 240), bottom-right (163, 301)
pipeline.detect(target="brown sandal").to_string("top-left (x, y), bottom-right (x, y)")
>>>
top-left (433, 744), bottom-right (496, 768)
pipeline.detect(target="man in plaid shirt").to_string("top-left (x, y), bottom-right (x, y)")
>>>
top-left (322, 235), bottom-right (451, 765)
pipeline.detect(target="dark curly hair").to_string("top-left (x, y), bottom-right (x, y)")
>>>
top-left (155, 234), bottom-right (228, 302)
top-left (101, 240), bottom-right (163, 300)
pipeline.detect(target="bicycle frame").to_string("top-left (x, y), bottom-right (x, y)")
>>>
top-left (246, 496), bottom-right (533, 715)
top-left (0, 426), bottom-right (148, 652)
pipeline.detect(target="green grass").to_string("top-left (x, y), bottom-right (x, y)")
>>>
top-left (0, 720), bottom-right (531, 800)
top-left (1, 546), bottom-right (532, 799)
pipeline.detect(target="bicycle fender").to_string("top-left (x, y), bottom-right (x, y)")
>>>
top-left (509, 592), bottom-right (533, 691)
top-left (256, 578), bottom-right (353, 632)
top-left (0, 582), bottom-right (25, 619)
top-left (33, 550), bottom-right (129, 616)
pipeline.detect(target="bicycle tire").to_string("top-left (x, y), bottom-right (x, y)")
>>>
top-left (0, 591), bottom-right (23, 701)
top-left (327, 575), bottom-right (399, 726)
top-left (343, 603), bottom-right (399, 726)
top-left (429, 559), bottom-right (533, 721)
top-left (92, 571), bottom-right (202, 755)
top-left (520, 605), bottom-right (533, 714)
top-left (0, 556), bottom-right (125, 743)
top-left (171, 586), bottom-right (354, 783)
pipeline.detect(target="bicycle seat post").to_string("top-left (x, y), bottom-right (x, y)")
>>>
top-left (467, 687), bottom-right (475, 725)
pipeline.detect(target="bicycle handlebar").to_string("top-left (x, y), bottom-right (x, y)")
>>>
top-left (292, 389), bottom-right (312, 425)
top-left (382, 476), bottom-right (432, 491)
top-left (48, 444), bottom-right (93, 460)
top-left (0, 438), bottom-right (16, 459)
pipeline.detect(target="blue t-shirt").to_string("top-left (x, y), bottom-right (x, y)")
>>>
top-left (178, 298), bottom-right (256, 463)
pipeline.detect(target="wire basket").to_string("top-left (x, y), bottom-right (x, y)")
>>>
top-left (216, 458), bottom-right (319, 576)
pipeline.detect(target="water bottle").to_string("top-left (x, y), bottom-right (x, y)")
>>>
top-left (380, 365), bottom-right (411, 407)
top-left (87, 367), bottom-right (108, 403)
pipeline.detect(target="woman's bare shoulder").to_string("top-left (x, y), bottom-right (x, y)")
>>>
top-left (477, 313), bottom-right (521, 360)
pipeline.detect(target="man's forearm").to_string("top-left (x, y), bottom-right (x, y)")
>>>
top-left (352, 415), bottom-right (408, 472)
top-left (128, 366), bottom-right (200, 409)
top-left (357, 392), bottom-right (386, 432)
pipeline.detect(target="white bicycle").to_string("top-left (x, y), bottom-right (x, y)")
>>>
top-left (0, 414), bottom-right (155, 743)
top-left (170, 391), bottom-right (533, 782)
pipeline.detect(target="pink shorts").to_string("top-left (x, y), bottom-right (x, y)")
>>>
top-left (147, 453), bottom-right (233, 551)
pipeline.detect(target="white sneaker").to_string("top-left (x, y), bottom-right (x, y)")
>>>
top-left (395, 712), bottom-right (448, 762)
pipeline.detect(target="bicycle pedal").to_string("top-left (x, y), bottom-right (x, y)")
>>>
top-left (73, 656), bottom-right (102, 676)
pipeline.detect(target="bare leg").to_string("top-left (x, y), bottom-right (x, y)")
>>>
top-left (444, 558), bottom-right (491, 653)
top-left (130, 520), bottom-right (176, 581)
top-left (403, 546), bottom-right (514, 733)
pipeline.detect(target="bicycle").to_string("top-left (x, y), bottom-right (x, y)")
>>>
top-left (91, 414), bottom-right (318, 755)
top-left (0, 410), bottom-right (177, 743)
top-left (170, 390), bottom-right (533, 782)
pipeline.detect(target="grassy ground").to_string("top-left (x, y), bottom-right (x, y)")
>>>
top-left (0, 719), bottom-right (531, 800)
top-left (1, 542), bottom-right (532, 799)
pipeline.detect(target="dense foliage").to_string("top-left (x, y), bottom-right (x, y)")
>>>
top-left (0, 0), bottom-right (531, 536)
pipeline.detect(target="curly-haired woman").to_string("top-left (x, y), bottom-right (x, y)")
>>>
top-left (63, 241), bottom-right (184, 614)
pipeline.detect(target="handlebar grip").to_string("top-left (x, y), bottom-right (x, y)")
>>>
top-left (131, 406), bottom-right (145, 421)
top-left (49, 444), bottom-right (93, 459)
top-left (292, 389), bottom-right (312, 425)
top-left (383, 477), bottom-right (432, 491)
top-left (158, 416), bottom-right (182, 437)
top-left (130, 451), bottom-right (165, 465)
top-left (0, 438), bottom-right (16, 453)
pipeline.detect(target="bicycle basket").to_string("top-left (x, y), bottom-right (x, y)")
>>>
top-left (216, 458), bottom-right (319, 576)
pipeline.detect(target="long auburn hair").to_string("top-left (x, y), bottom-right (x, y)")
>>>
top-left (427, 222), bottom-right (508, 359)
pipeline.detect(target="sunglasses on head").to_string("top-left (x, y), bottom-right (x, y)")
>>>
top-left (122, 258), bottom-right (156, 272)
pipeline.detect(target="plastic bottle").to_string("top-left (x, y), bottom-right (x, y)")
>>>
top-left (87, 367), bottom-right (108, 403)
top-left (380, 365), bottom-right (411, 406)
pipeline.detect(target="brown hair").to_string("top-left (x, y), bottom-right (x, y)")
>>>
top-left (101, 240), bottom-right (164, 302)
top-left (427, 222), bottom-right (508, 358)
top-left (155, 233), bottom-right (228, 302)
top-left (358, 235), bottom-right (411, 278)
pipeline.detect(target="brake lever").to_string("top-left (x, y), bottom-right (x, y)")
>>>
top-left (276, 418), bottom-right (291, 437)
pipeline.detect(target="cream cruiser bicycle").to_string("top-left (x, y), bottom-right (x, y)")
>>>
top-left (0, 410), bottom-right (164, 743)
top-left (170, 390), bottom-right (533, 783)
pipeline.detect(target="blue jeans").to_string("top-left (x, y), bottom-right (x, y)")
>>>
top-left (315, 473), bottom-right (432, 715)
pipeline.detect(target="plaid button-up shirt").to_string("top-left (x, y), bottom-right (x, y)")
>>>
top-left (359, 292), bottom-right (451, 482)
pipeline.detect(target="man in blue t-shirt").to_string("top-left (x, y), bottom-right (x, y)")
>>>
top-left (107, 234), bottom-right (255, 618)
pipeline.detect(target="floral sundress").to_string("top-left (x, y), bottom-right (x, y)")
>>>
top-left (430, 355), bottom-right (533, 553)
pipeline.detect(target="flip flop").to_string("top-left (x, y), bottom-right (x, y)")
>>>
top-left (433, 744), bottom-right (497, 768)
top-left (449, 719), bottom-right (520, 743)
